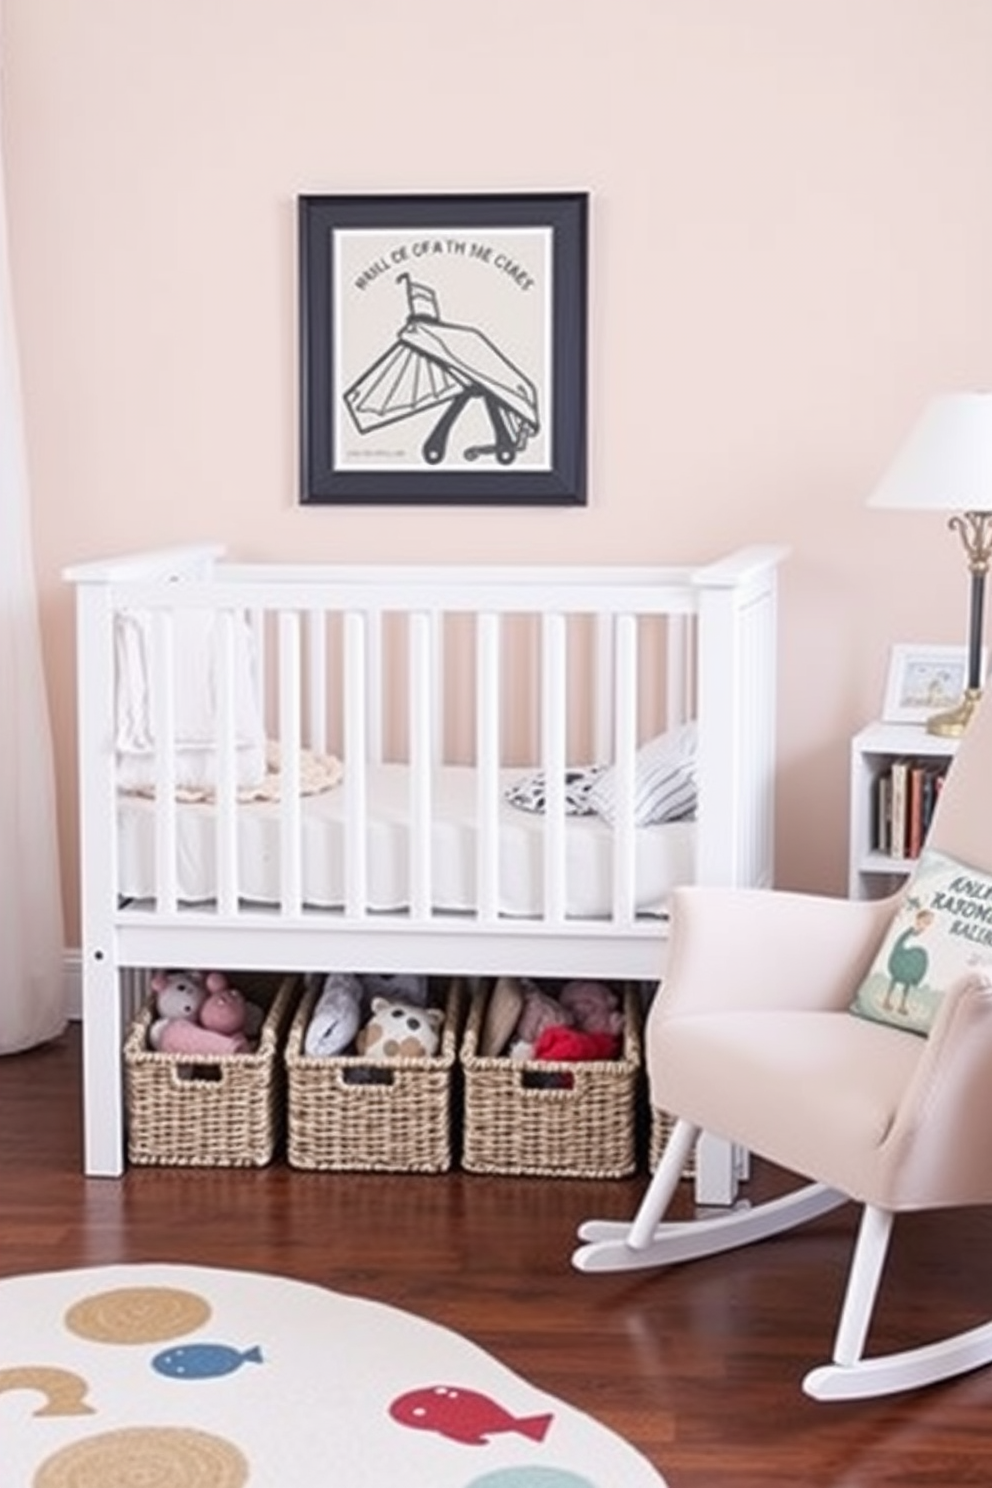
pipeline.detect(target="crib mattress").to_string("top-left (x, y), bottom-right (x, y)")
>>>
top-left (117, 764), bottom-right (694, 919)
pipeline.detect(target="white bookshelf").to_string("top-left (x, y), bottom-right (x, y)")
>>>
top-left (848, 721), bottom-right (959, 899)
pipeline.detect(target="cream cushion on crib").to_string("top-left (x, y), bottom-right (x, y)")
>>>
top-left (115, 609), bottom-right (266, 792)
top-left (588, 721), bottom-right (698, 826)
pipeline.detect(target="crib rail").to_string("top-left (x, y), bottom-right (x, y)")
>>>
top-left (69, 545), bottom-right (784, 955)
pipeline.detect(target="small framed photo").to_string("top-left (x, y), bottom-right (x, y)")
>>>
top-left (299, 191), bottom-right (588, 506)
top-left (882, 644), bottom-right (984, 725)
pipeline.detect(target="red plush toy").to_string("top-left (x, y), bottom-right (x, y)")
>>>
top-left (532, 1026), bottom-right (621, 1062)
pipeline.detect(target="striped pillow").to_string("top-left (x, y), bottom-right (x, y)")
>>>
top-left (588, 722), bottom-right (698, 826)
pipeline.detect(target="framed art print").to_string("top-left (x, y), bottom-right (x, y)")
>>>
top-left (298, 192), bottom-right (588, 506)
top-left (881, 643), bottom-right (985, 724)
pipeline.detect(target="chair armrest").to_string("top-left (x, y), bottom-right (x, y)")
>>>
top-left (656, 885), bottom-right (898, 1019)
top-left (882, 973), bottom-right (992, 1208)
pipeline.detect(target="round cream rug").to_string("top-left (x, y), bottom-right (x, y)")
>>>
top-left (0, 1264), bottom-right (668, 1487)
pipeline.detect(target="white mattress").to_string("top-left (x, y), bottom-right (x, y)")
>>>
top-left (117, 764), bottom-right (695, 919)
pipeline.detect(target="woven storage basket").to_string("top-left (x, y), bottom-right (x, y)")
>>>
top-left (123, 973), bottom-right (297, 1167)
top-left (649, 1108), bottom-right (697, 1177)
top-left (460, 982), bottom-right (642, 1179)
top-left (285, 978), bottom-right (462, 1173)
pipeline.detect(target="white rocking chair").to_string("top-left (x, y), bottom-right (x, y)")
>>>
top-left (575, 691), bottom-right (992, 1401)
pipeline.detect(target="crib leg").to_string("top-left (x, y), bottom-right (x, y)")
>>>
top-left (81, 956), bottom-right (126, 1177)
top-left (693, 1132), bottom-right (741, 1207)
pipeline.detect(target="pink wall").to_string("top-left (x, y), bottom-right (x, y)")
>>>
top-left (4, 0), bottom-right (992, 946)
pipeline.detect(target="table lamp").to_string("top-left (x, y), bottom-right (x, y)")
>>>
top-left (868, 392), bottom-right (992, 736)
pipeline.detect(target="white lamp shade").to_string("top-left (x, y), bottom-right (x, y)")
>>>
top-left (868, 393), bottom-right (992, 513)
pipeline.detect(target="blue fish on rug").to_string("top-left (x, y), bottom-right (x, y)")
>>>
top-left (151, 1342), bottom-right (264, 1380)
top-left (389, 1384), bottom-right (553, 1446)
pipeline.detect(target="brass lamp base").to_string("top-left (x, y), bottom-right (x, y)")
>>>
top-left (926, 687), bottom-right (983, 738)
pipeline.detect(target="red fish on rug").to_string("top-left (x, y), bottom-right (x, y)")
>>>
top-left (390, 1383), bottom-right (553, 1445)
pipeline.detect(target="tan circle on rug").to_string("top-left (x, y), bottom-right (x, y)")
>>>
top-left (64, 1287), bottom-right (211, 1345)
top-left (34, 1426), bottom-right (248, 1488)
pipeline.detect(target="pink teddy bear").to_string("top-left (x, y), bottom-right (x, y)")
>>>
top-left (148, 970), bottom-right (255, 1055)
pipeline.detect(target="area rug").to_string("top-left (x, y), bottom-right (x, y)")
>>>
top-left (0, 1263), bottom-right (668, 1487)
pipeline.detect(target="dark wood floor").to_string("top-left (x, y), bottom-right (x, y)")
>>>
top-left (4, 1027), bottom-right (992, 1487)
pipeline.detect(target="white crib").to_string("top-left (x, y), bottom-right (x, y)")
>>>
top-left (65, 543), bottom-right (786, 1182)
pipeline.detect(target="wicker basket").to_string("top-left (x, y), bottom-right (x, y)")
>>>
top-left (123, 973), bottom-right (297, 1167)
top-left (285, 979), bottom-right (462, 1173)
top-left (460, 982), bottom-right (642, 1178)
top-left (649, 1108), bottom-right (697, 1177)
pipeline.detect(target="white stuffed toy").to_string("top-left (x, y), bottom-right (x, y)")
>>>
top-left (355, 996), bottom-right (444, 1061)
top-left (304, 972), bottom-right (364, 1057)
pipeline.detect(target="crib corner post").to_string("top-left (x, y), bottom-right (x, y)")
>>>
top-left (80, 948), bottom-right (127, 1177)
top-left (693, 549), bottom-right (783, 892)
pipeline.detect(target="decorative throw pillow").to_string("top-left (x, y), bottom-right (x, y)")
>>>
top-left (587, 721), bottom-right (698, 826)
top-left (503, 764), bottom-right (605, 817)
top-left (850, 847), bottom-right (992, 1036)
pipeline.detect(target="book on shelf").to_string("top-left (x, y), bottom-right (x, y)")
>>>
top-left (907, 762), bottom-right (925, 859)
top-left (875, 771), bottom-right (890, 855)
top-left (889, 758), bottom-right (908, 859)
top-left (874, 756), bottom-right (950, 861)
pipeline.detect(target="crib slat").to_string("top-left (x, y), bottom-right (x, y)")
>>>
top-left (611, 614), bottom-right (639, 924)
top-left (541, 612), bottom-right (568, 924)
top-left (278, 612), bottom-right (303, 916)
top-left (408, 612), bottom-right (433, 920)
top-left (366, 610), bottom-right (384, 766)
top-left (476, 612), bottom-right (501, 921)
top-left (151, 611), bottom-right (178, 914)
top-left (214, 609), bottom-right (240, 916)
top-left (343, 610), bottom-right (368, 917)
top-left (305, 608), bottom-right (328, 755)
top-left (666, 613), bottom-right (693, 726)
top-left (431, 613), bottom-right (445, 768)
top-left (594, 614), bottom-right (614, 763)
top-left (248, 606), bottom-right (265, 724)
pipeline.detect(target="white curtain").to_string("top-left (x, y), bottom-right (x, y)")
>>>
top-left (0, 54), bottom-right (67, 1052)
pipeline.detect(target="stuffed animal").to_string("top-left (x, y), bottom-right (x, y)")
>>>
top-left (507, 981), bottom-right (572, 1061)
top-left (148, 970), bottom-right (208, 1050)
top-left (148, 969), bottom-right (258, 1055)
top-left (355, 996), bottom-right (444, 1062)
top-left (304, 972), bottom-right (363, 1057)
top-left (558, 979), bottom-right (624, 1036)
top-left (533, 1026), bottom-right (621, 1062)
top-left (155, 1019), bottom-right (251, 1056)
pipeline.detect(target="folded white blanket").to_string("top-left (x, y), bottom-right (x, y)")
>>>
top-left (115, 608), bottom-right (266, 791)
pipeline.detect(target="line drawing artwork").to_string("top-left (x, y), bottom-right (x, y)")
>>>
top-left (342, 273), bottom-right (540, 469)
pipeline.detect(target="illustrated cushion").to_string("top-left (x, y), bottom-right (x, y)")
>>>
top-left (587, 721), bottom-right (698, 826)
top-left (849, 847), bottom-right (992, 1036)
top-left (503, 765), bottom-right (604, 816)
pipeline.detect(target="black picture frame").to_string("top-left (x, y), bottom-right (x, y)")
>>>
top-left (299, 192), bottom-right (587, 506)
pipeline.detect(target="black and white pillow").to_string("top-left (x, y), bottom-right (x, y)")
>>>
top-left (504, 764), bottom-right (605, 817)
top-left (587, 721), bottom-right (698, 826)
